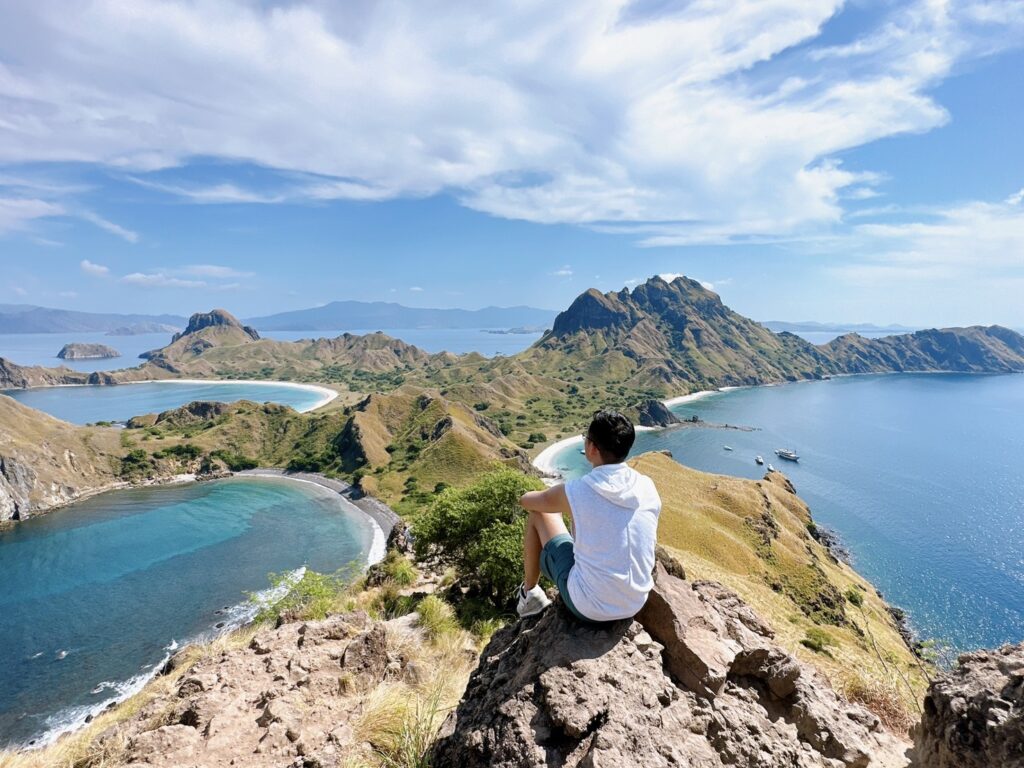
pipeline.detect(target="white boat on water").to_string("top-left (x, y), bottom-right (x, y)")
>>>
top-left (767, 463), bottom-right (775, 472)
top-left (723, 445), bottom-right (734, 451)
top-left (755, 455), bottom-right (764, 465)
top-left (775, 448), bottom-right (800, 462)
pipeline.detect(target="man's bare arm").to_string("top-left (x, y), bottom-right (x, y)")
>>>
top-left (520, 484), bottom-right (571, 516)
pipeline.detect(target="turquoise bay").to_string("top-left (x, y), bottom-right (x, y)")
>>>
top-left (0, 477), bottom-right (376, 748)
top-left (1, 380), bottom-right (332, 424)
top-left (548, 374), bottom-right (1024, 653)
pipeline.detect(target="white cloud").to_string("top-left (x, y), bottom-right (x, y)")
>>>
top-left (0, 197), bottom-right (64, 233)
top-left (658, 273), bottom-right (685, 283)
top-left (831, 195), bottom-right (1024, 288)
top-left (0, 0), bottom-right (1019, 245)
top-left (409, 286), bottom-right (424, 292)
top-left (12, 286), bottom-right (27, 296)
top-left (121, 272), bottom-right (207, 289)
top-left (80, 259), bottom-right (110, 276)
top-left (58, 290), bottom-right (78, 298)
top-left (552, 266), bottom-right (573, 277)
top-left (183, 264), bottom-right (252, 278)
top-left (78, 211), bottom-right (139, 243)
top-left (1006, 189), bottom-right (1024, 206)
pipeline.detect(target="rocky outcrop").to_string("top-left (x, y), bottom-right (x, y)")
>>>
top-left (634, 398), bottom-right (681, 427)
top-left (0, 396), bottom-right (124, 521)
top-left (82, 610), bottom-right (457, 767)
top-left (171, 309), bottom-right (260, 343)
top-left (0, 357), bottom-right (92, 388)
top-left (433, 560), bottom-right (910, 767)
top-left (911, 642), bottom-right (1024, 767)
top-left (57, 343), bottom-right (121, 360)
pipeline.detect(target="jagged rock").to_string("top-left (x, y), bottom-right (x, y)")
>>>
top-left (634, 398), bottom-right (681, 427)
top-left (432, 564), bottom-right (909, 768)
top-left (912, 642), bottom-right (1024, 767)
top-left (340, 625), bottom-right (389, 681)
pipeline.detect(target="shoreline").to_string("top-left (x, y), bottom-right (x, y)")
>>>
top-left (236, 469), bottom-right (391, 567)
top-left (532, 388), bottom-right (723, 478)
top-left (1, 378), bottom-right (339, 413)
top-left (14, 468), bottom-right (394, 750)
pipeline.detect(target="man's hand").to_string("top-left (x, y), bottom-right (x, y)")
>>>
top-left (520, 484), bottom-right (570, 516)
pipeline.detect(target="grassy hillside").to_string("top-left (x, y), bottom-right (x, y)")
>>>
top-left (0, 396), bottom-right (123, 521)
top-left (633, 451), bottom-right (928, 724)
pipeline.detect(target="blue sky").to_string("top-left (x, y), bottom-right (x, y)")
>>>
top-left (1, 0), bottom-right (1022, 326)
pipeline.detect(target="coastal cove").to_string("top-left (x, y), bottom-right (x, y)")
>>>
top-left (0, 474), bottom-right (385, 749)
top-left (1, 379), bottom-right (337, 424)
top-left (536, 372), bottom-right (1024, 654)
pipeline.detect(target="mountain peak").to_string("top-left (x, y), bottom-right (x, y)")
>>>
top-left (173, 309), bottom-right (260, 343)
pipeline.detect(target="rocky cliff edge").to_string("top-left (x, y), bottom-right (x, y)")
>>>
top-left (432, 557), bottom-right (911, 768)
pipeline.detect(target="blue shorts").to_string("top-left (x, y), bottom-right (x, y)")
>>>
top-left (540, 533), bottom-right (608, 626)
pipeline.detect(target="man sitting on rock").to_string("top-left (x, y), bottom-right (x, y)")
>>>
top-left (517, 410), bottom-right (662, 622)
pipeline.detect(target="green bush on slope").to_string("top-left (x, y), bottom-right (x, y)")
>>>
top-left (413, 467), bottom-right (543, 605)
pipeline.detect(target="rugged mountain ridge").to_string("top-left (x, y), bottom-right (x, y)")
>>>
top-left (535, 276), bottom-right (1024, 391)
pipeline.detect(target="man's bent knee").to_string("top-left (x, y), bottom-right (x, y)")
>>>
top-left (528, 510), bottom-right (569, 548)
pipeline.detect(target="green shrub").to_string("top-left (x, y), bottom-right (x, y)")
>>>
top-left (210, 450), bottom-right (258, 471)
top-left (253, 569), bottom-right (354, 623)
top-left (845, 587), bottom-right (864, 607)
top-left (416, 595), bottom-right (458, 641)
top-left (527, 432), bottom-right (547, 443)
top-left (153, 443), bottom-right (202, 461)
top-left (413, 468), bottom-right (543, 604)
top-left (800, 627), bottom-right (835, 656)
top-left (380, 551), bottom-right (418, 587)
top-left (119, 448), bottom-right (154, 479)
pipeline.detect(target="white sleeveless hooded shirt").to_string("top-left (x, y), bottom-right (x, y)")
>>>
top-left (564, 463), bottom-right (661, 621)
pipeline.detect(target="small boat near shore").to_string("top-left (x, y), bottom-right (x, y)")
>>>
top-left (755, 455), bottom-right (764, 465)
top-left (767, 463), bottom-right (775, 472)
top-left (775, 448), bottom-right (800, 462)
top-left (723, 445), bottom-right (733, 451)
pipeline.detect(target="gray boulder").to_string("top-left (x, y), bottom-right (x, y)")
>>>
top-left (432, 562), bottom-right (909, 767)
top-left (912, 642), bottom-right (1024, 767)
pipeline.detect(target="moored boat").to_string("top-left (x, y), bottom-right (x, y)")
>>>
top-left (755, 455), bottom-right (764, 465)
top-left (775, 448), bottom-right (799, 462)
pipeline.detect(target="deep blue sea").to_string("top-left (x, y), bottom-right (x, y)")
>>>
top-left (2, 381), bottom-right (331, 424)
top-left (548, 374), bottom-right (1024, 654)
top-left (0, 477), bottom-right (376, 748)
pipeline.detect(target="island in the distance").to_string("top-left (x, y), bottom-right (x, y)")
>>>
top-left (56, 343), bottom-right (121, 360)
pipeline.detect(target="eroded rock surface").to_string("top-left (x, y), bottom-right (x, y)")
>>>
top-left (91, 611), bottom-right (425, 767)
top-left (433, 563), bottom-right (910, 768)
top-left (912, 642), bottom-right (1024, 768)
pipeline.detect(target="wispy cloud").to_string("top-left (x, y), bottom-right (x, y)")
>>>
top-left (80, 259), bottom-right (110, 276)
top-left (409, 286), bottom-right (424, 292)
top-left (121, 272), bottom-right (207, 289)
top-left (0, 0), bottom-right (1019, 247)
top-left (183, 264), bottom-right (252, 278)
top-left (78, 211), bottom-right (139, 243)
top-left (552, 266), bottom-right (573, 277)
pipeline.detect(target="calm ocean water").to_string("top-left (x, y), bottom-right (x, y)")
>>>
top-left (0, 477), bottom-right (375, 748)
top-left (0, 327), bottom-right (543, 372)
top-left (549, 374), bottom-right (1024, 653)
top-left (2, 381), bottom-right (330, 424)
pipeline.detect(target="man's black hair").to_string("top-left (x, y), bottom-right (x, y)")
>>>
top-left (586, 410), bottom-right (636, 463)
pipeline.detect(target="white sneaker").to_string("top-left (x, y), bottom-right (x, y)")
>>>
top-left (516, 583), bottom-right (551, 618)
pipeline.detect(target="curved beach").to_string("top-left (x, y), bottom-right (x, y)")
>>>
top-left (532, 389), bottom-right (718, 476)
top-left (124, 378), bottom-right (339, 412)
